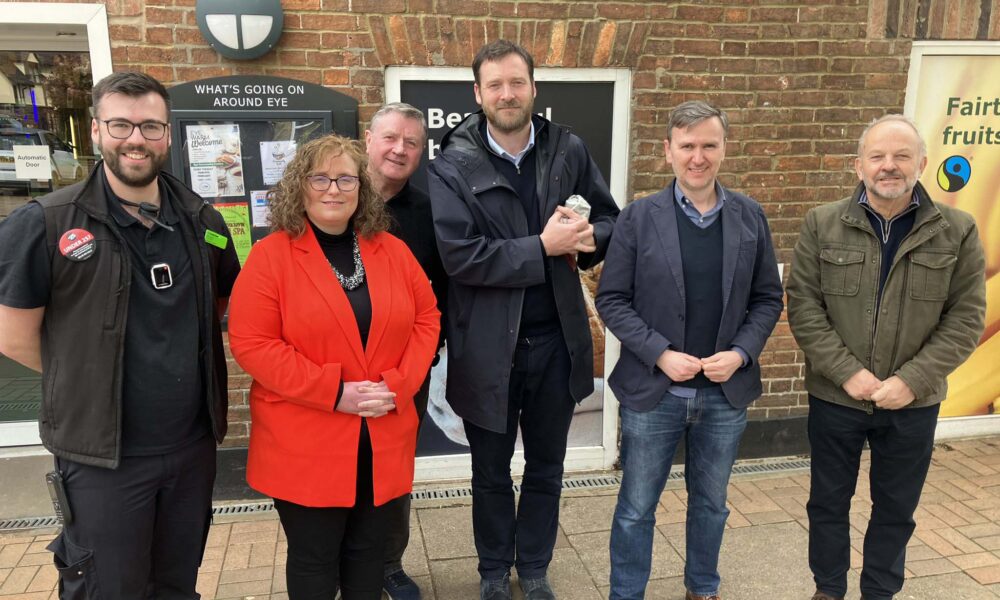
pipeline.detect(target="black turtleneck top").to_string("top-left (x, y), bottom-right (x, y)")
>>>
top-left (309, 220), bottom-right (372, 347)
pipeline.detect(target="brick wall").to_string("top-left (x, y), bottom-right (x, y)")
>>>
top-left (18, 0), bottom-right (1000, 445)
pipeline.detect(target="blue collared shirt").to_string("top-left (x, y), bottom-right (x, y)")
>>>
top-left (673, 180), bottom-right (726, 228)
top-left (486, 120), bottom-right (536, 168)
top-left (667, 180), bottom-right (749, 398)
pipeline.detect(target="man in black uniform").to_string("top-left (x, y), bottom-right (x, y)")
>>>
top-left (365, 102), bottom-right (448, 600)
top-left (0, 72), bottom-right (240, 599)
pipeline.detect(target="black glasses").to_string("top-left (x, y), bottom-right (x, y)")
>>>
top-left (101, 119), bottom-right (168, 141)
top-left (306, 174), bottom-right (360, 193)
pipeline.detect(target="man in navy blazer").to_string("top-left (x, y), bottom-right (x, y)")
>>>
top-left (596, 101), bottom-right (783, 600)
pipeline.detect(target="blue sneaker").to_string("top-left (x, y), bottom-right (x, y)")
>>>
top-left (383, 568), bottom-right (422, 600)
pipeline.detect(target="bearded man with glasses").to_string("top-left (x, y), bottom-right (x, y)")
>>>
top-left (0, 71), bottom-right (241, 599)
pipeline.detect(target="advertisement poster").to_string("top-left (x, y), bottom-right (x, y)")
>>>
top-left (260, 140), bottom-right (296, 185)
top-left (186, 124), bottom-right (244, 198)
top-left (906, 46), bottom-right (999, 417)
top-left (215, 202), bottom-right (252, 266)
top-left (250, 190), bottom-right (271, 228)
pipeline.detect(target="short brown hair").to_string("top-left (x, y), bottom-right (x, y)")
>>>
top-left (472, 40), bottom-right (534, 85)
top-left (666, 101), bottom-right (729, 142)
top-left (268, 134), bottom-right (389, 238)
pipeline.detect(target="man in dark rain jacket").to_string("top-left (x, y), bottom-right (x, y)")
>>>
top-left (427, 40), bottom-right (619, 600)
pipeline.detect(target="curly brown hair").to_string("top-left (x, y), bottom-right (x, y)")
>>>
top-left (267, 134), bottom-right (389, 238)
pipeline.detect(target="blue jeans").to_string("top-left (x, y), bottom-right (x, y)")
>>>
top-left (609, 387), bottom-right (746, 599)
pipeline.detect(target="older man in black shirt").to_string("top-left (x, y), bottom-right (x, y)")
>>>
top-left (365, 102), bottom-right (448, 600)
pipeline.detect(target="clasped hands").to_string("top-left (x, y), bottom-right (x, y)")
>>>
top-left (842, 368), bottom-right (915, 410)
top-left (336, 380), bottom-right (396, 418)
top-left (540, 206), bottom-right (596, 256)
top-left (656, 348), bottom-right (743, 384)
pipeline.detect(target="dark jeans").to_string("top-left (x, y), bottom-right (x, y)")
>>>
top-left (47, 434), bottom-right (216, 600)
top-left (807, 396), bottom-right (939, 600)
top-left (275, 422), bottom-right (400, 600)
top-left (383, 372), bottom-right (431, 575)
top-left (463, 330), bottom-right (576, 580)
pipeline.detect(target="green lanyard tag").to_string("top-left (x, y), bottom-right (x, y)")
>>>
top-left (204, 229), bottom-right (228, 250)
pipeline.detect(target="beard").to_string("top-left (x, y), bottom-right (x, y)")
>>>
top-left (866, 170), bottom-right (917, 202)
top-left (484, 98), bottom-right (534, 134)
top-left (97, 137), bottom-right (168, 188)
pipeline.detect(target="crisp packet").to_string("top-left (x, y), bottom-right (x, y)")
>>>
top-left (563, 194), bottom-right (591, 222)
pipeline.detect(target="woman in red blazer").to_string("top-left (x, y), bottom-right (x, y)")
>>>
top-left (228, 134), bottom-right (439, 599)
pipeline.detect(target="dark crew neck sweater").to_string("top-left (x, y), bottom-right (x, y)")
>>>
top-left (675, 201), bottom-right (724, 388)
top-left (481, 120), bottom-right (560, 337)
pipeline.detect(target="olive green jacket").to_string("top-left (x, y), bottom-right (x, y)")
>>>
top-left (786, 182), bottom-right (986, 411)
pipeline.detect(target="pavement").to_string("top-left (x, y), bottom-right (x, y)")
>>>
top-left (3, 437), bottom-right (1000, 599)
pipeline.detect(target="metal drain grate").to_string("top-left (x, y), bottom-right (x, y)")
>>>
top-left (0, 515), bottom-right (60, 530)
top-left (212, 502), bottom-right (275, 516)
top-left (0, 456), bottom-right (811, 531)
top-left (0, 402), bottom-right (41, 411)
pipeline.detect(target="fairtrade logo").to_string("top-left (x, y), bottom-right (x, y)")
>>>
top-left (937, 155), bottom-right (971, 192)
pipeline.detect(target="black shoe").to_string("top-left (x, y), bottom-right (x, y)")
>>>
top-left (480, 573), bottom-right (512, 600)
top-left (519, 575), bottom-right (556, 600)
top-left (384, 568), bottom-right (422, 600)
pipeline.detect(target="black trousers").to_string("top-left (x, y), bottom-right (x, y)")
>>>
top-left (382, 372), bottom-right (430, 575)
top-left (807, 396), bottom-right (939, 600)
top-left (47, 434), bottom-right (216, 600)
top-left (463, 330), bottom-right (576, 580)
top-left (275, 422), bottom-right (400, 600)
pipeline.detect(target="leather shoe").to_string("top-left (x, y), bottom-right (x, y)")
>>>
top-left (519, 575), bottom-right (556, 600)
top-left (383, 568), bottom-right (421, 600)
top-left (811, 592), bottom-right (843, 600)
top-left (480, 573), bottom-right (511, 600)
top-left (686, 591), bottom-right (721, 600)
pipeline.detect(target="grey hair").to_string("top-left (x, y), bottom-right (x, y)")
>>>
top-left (857, 113), bottom-right (927, 158)
top-left (369, 102), bottom-right (427, 137)
top-left (666, 101), bottom-right (729, 141)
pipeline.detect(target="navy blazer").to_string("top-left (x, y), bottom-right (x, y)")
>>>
top-left (595, 181), bottom-right (784, 410)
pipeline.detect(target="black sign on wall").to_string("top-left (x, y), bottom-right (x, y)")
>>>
top-left (168, 75), bottom-right (358, 244)
top-left (397, 80), bottom-right (615, 193)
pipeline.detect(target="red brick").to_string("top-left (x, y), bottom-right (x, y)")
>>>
top-left (146, 6), bottom-right (185, 24)
top-left (109, 25), bottom-right (142, 42)
top-left (597, 3), bottom-right (646, 20)
top-left (675, 5), bottom-right (724, 22)
top-left (323, 70), bottom-right (349, 86)
top-left (351, 0), bottom-right (404, 12)
top-left (438, 0), bottom-right (488, 16)
top-left (518, 2), bottom-right (568, 19)
top-left (145, 27), bottom-right (173, 45)
top-left (674, 40), bottom-right (723, 56)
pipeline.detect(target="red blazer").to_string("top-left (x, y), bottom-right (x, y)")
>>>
top-left (228, 226), bottom-right (440, 507)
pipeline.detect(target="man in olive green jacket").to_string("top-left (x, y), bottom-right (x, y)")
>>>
top-left (787, 114), bottom-right (986, 600)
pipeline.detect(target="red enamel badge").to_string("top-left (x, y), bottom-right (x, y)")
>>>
top-left (58, 229), bottom-right (96, 262)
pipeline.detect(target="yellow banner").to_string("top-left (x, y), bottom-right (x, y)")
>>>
top-left (909, 51), bottom-right (1000, 417)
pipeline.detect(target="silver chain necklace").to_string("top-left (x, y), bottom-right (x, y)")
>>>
top-left (329, 230), bottom-right (366, 290)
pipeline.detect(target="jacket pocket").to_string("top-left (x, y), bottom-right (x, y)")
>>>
top-left (819, 247), bottom-right (865, 296)
top-left (909, 251), bottom-right (957, 301)
top-left (47, 534), bottom-right (100, 599)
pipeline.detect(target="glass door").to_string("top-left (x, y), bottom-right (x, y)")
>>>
top-left (0, 3), bottom-right (111, 447)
